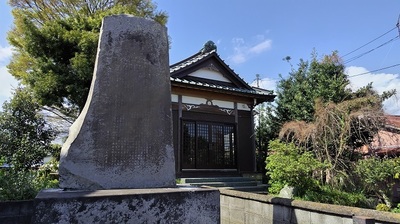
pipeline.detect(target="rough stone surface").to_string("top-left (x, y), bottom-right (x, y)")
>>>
top-left (59, 15), bottom-right (175, 190)
top-left (33, 188), bottom-right (220, 224)
top-left (0, 200), bottom-right (33, 224)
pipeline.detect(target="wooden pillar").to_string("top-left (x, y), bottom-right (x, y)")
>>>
top-left (250, 101), bottom-right (257, 172)
top-left (177, 95), bottom-right (182, 173)
top-left (234, 102), bottom-right (239, 172)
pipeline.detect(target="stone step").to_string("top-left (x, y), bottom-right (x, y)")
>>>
top-left (219, 184), bottom-right (268, 192)
top-left (181, 177), bottom-right (255, 184)
top-left (188, 181), bottom-right (258, 188)
top-left (180, 176), bottom-right (267, 193)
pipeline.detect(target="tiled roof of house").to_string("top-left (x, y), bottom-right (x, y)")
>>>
top-left (386, 115), bottom-right (400, 130)
top-left (169, 41), bottom-right (275, 102)
top-left (170, 50), bottom-right (216, 73)
top-left (360, 115), bottom-right (400, 156)
top-left (170, 76), bottom-right (273, 96)
top-left (170, 50), bottom-right (252, 89)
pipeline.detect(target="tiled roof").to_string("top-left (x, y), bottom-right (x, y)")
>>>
top-left (360, 130), bottom-right (400, 156)
top-left (170, 49), bottom-right (253, 90)
top-left (169, 43), bottom-right (275, 102)
top-left (252, 86), bottom-right (275, 95)
top-left (386, 115), bottom-right (400, 129)
top-left (170, 76), bottom-right (273, 96)
top-left (359, 115), bottom-right (400, 156)
top-left (170, 50), bottom-right (215, 73)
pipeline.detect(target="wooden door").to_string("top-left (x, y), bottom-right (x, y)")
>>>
top-left (182, 121), bottom-right (236, 169)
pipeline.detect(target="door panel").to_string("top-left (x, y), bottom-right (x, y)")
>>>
top-left (182, 121), bottom-right (236, 169)
top-left (182, 122), bottom-right (196, 169)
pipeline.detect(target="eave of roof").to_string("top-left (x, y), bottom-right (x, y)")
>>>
top-left (170, 50), bottom-right (215, 73)
top-left (171, 77), bottom-right (275, 104)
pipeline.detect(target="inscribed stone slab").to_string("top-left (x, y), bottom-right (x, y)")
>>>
top-left (59, 15), bottom-right (175, 190)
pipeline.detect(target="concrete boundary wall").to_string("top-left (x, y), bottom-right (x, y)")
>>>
top-left (0, 200), bottom-right (33, 224)
top-left (3, 189), bottom-right (400, 223)
top-left (220, 189), bottom-right (400, 224)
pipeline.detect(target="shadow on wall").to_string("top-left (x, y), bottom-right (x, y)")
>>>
top-left (271, 197), bottom-right (297, 224)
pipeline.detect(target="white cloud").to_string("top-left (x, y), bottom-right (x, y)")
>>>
top-left (0, 46), bottom-right (13, 62)
top-left (0, 65), bottom-right (18, 103)
top-left (250, 77), bottom-right (277, 92)
top-left (0, 45), bottom-right (18, 106)
top-left (230, 53), bottom-right (247, 64)
top-left (346, 66), bottom-right (400, 115)
top-left (228, 35), bottom-right (272, 64)
top-left (249, 40), bottom-right (272, 54)
top-left (230, 38), bottom-right (246, 64)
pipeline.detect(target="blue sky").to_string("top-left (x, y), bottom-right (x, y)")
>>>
top-left (1, 1), bottom-right (400, 114)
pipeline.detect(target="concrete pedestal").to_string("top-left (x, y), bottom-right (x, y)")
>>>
top-left (33, 187), bottom-right (220, 223)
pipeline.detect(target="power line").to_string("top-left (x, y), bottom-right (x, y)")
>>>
top-left (343, 16), bottom-right (400, 78)
top-left (348, 63), bottom-right (400, 78)
top-left (397, 14), bottom-right (400, 36)
top-left (344, 35), bottom-right (399, 64)
top-left (341, 26), bottom-right (397, 58)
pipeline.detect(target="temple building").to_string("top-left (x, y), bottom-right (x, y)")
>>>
top-left (170, 41), bottom-right (275, 177)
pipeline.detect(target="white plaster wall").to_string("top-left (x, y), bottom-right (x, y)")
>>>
top-left (237, 103), bottom-right (251, 111)
top-left (172, 95), bottom-right (252, 111)
top-left (212, 100), bottom-right (234, 109)
top-left (188, 69), bottom-right (231, 83)
top-left (182, 96), bottom-right (205, 105)
top-left (171, 94), bottom-right (178, 103)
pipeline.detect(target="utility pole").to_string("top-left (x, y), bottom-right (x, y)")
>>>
top-left (255, 74), bottom-right (260, 87)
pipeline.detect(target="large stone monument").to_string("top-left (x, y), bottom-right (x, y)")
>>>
top-left (59, 14), bottom-right (175, 190)
top-left (33, 15), bottom-right (220, 223)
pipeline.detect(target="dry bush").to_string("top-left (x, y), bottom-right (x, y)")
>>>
top-left (279, 96), bottom-right (385, 186)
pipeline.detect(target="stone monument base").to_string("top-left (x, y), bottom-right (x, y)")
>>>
top-left (33, 187), bottom-right (220, 223)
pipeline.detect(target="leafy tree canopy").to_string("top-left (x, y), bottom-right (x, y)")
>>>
top-left (8, 0), bottom-right (167, 25)
top-left (262, 51), bottom-right (396, 189)
top-left (256, 52), bottom-right (352, 171)
top-left (258, 51), bottom-right (396, 183)
top-left (7, 0), bottom-right (167, 117)
top-left (258, 51), bottom-right (395, 146)
top-left (275, 51), bottom-right (351, 124)
top-left (0, 87), bottom-right (56, 171)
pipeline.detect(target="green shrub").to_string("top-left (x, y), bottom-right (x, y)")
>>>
top-left (376, 203), bottom-right (390, 212)
top-left (176, 179), bottom-right (183, 184)
top-left (0, 160), bottom-right (59, 201)
top-left (33, 161), bottom-right (59, 191)
top-left (266, 140), bottom-right (325, 196)
top-left (302, 185), bottom-right (370, 208)
top-left (391, 203), bottom-right (400, 213)
top-left (0, 169), bottom-right (37, 201)
top-left (355, 157), bottom-right (400, 206)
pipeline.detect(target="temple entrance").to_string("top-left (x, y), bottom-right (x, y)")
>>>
top-left (181, 121), bottom-right (236, 169)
